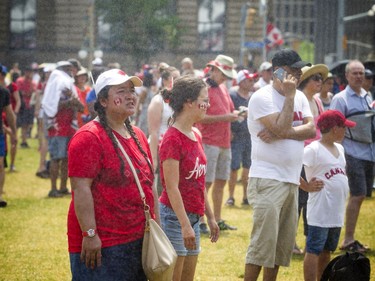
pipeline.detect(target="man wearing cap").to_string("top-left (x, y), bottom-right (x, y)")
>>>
top-left (330, 60), bottom-right (374, 252)
top-left (225, 70), bottom-right (256, 207)
top-left (245, 49), bottom-right (315, 281)
top-left (254, 61), bottom-right (273, 91)
top-left (42, 61), bottom-right (84, 198)
top-left (195, 54), bottom-right (240, 232)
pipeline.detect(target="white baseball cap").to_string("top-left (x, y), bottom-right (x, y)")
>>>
top-left (94, 69), bottom-right (143, 95)
top-left (259, 61), bottom-right (272, 72)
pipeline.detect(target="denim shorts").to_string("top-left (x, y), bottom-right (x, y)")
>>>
top-left (230, 139), bottom-right (251, 170)
top-left (306, 225), bottom-right (341, 255)
top-left (70, 239), bottom-right (147, 281)
top-left (345, 154), bottom-right (374, 196)
top-left (48, 136), bottom-right (71, 160)
top-left (160, 203), bottom-right (201, 256)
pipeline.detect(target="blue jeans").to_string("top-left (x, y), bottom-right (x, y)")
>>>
top-left (70, 239), bottom-right (147, 281)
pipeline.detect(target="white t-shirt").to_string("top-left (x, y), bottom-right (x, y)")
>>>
top-left (247, 85), bottom-right (312, 185)
top-left (303, 141), bottom-right (349, 227)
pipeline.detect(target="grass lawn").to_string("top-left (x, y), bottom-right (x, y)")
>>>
top-left (0, 135), bottom-right (374, 280)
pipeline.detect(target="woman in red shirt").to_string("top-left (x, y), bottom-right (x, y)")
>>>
top-left (67, 69), bottom-right (158, 280)
top-left (159, 76), bottom-right (220, 281)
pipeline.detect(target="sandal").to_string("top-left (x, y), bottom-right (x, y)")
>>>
top-left (339, 240), bottom-right (370, 253)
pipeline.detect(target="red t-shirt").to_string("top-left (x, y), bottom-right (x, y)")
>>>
top-left (159, 127), bottom-right (207, 216)
top-left (195, 83), bottom-right (234, 148)
top-left (48, 106), bottom-right (77, 137)
top-left (16, 77), bottom-right (36, 109)
top-left (67, 121), bottom-right (154, 253)
top-left (75, 85), bottom-right (91, 128)
top-left (7, 82), bottom-right (18, 110)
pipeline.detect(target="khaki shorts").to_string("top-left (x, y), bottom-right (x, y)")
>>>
top-left (246, 178), bottom-right (298, 268)
top-left (203, 144), bottom-right (231, 182)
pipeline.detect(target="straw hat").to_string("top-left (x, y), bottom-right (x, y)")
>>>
top-left (300, 64), bottom-right (329, 83)
top-left (207, 55), bottom-right (237, 79)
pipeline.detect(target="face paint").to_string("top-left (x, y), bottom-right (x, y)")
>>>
top-left (199, 103), bottom-right (209, 110)
top-left (114, 97), bottom-right (122, 106)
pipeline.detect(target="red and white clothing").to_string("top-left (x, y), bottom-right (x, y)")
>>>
top-left (67, 121), bottom-right (155, 253)
top-left (159, 127), bottom-right (207, 216)
top-left (195, 80), bottom-right (234, 148)
top-left (303, 141), bottom-right (349, 227)
top-left (15, 77), bottom-right (36, 109)
top-left (247, 85), bottom-right (312, 185)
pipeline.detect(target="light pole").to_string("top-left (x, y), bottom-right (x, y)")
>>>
top-left (239, 2), bottom-right (251, 66)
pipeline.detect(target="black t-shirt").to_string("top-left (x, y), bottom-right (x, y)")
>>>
top-left (0, 86), bottom-right (11, 134)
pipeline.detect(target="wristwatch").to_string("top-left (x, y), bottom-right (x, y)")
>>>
top-left (82, 228), bottom-right (96, 238)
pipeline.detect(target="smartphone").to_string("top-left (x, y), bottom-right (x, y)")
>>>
top-left (274, 68), bottom-right (286, 82)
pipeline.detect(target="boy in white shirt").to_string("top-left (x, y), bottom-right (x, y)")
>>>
top-left (301, 110), bottom-right (356, 281)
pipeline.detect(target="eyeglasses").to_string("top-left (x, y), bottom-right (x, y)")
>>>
top-left (310, 74), bottom-right (323, 82)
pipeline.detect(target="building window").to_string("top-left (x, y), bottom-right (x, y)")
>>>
top-left (10, 0), bottom-right (36, 49)
top-left (198, 0), bottom-right (226, 52)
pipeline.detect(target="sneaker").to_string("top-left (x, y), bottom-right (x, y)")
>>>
top-left (0, 199), bottom-right (7, 208)
top-left (199, 223), bottom-right (209, 235)
top-left (36, 170), bottom-right (50, 179)
top-left (225, 197), bottom-right (235, 206)
top-left (48, 189), bottom-right (63, 198)
top-left (20, 142), bottom-right (30, 148)
top-left (58, 188), bottom-right (71, 195)
top-left (217, 220), bottom-right (237, 231)
top-left (9, 165), bottom-right (16, 172)
top-left (242, 198), bottom-right (249, 205)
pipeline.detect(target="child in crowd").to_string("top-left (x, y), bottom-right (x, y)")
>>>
top-left (301, 110), bottom-right (355, 281)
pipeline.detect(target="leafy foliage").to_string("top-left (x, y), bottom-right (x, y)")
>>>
top-left (96, 0), bottom-right (182, 65)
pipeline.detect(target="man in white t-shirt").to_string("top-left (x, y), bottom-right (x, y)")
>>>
top-left (244, 49), bottom-right (315, 281)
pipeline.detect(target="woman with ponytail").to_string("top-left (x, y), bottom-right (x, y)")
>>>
top-left (158, 75), bottom-right (220, 281)
top-left (67, 69), bottom-right (158, 280)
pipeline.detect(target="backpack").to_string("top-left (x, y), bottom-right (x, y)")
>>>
top-left (320, 252), bottom-right (371, 281)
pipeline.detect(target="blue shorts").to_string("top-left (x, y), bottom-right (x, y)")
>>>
top-left (48, 136), bottom-right (71, 160)
top-left (0, 133), bottom-right (5, 157)
top-left (160, 203), bottom-right (201, 256)
top-left (345, 154), bottom-right (374, 196)
top-left (70, 239), bottom-right (146, 281)
top-left (230, 139), bottom-right (251, 170)
top-left (306, 225), bottom-right (341, 255)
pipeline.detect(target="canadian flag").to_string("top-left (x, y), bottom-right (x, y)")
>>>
top-left (265, 23), bottom-right (284, 51)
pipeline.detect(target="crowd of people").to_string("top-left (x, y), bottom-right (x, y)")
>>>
top-left (0, 49), bottom-right (374, 280)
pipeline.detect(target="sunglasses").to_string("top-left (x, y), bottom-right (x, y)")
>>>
top-left (310, 74), bottom-right (323, 81)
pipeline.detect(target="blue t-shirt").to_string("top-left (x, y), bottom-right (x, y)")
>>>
top-left (86, 89), bottom-right (96, 104)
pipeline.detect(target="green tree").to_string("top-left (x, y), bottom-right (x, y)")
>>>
top-left (96, 0), bottom-right (182, 67)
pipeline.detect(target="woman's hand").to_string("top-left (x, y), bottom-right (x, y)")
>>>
top-left (182, 224), bottom-right (196, 250)
top-left (207, 217), bottom-right (219, 243)
top-left (81, 235), bottom-right (102, 269)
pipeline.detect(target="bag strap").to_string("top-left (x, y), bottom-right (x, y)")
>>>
top-left (112, 133), bottom-right (151, 225)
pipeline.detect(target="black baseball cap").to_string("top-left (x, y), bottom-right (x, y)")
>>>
top-left (272, 49), bottom-right (311, 68)
top-left (365, 69), bottom-right (374, 78)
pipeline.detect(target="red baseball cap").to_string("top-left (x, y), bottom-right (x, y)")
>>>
top-left (317, 110), bottom-right (356, 131)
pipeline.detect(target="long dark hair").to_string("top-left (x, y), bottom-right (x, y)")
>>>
top-left (94, 86), bottom-right (153, 176)
top-left (161, 75), bottom-right (207, 126)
